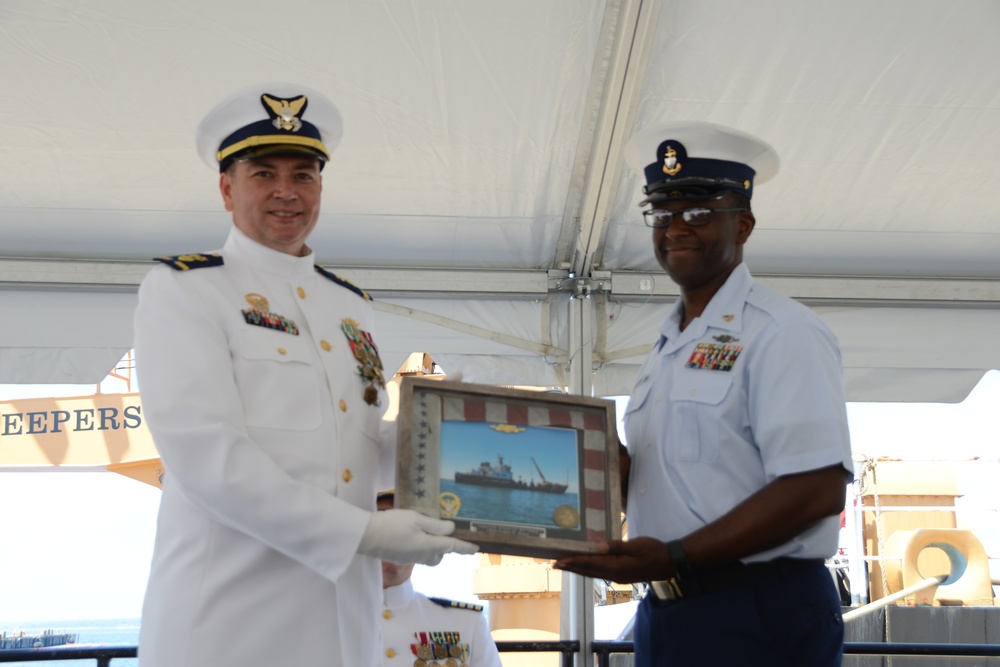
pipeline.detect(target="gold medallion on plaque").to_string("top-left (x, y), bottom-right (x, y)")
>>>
top-left (553, 504), bottom-right (580, 529)
top-left (439, 492), bottom-right (461, 518)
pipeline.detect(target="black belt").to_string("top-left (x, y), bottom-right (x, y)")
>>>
top-left (649, 558), bottom-right (825, 601)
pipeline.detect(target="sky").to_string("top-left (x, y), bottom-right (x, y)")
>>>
top-left (1, 370), bottom-right (998, 625)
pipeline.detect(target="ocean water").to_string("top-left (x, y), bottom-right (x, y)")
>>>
top-left (441, 478), bottom-right (581, 530)
top-left (0, 618), bottom-right (138, 667)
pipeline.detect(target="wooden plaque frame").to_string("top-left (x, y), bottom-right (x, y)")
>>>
top-left (395, 377), bottom-right (621, 558)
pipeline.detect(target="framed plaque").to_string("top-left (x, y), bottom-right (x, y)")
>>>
top-left (395, 377), bottom-right (622, 558)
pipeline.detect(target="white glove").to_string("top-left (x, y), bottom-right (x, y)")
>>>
top-left (358, 508), bottom-right (479, 566)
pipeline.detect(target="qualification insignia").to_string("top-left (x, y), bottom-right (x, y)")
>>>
top-left (241, 293), bottom-right (299, 335)
top-left (341, 318), bottom-right (386, 405)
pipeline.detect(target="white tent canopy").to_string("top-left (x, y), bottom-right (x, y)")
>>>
top-left (2, 0), bottom-right (999, 401)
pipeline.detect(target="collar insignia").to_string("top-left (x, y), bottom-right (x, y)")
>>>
top-left (722, 314), bottom-right (735, 322)
top-left (662, 145), bottom-right (682, 176)
top-left (261, 94), bottom-right (307, 132)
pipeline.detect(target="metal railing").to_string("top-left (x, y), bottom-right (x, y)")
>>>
top-left (0, 645), bottom-right (136, 666)
top-left (4, 640), bottom-right (1000, 666)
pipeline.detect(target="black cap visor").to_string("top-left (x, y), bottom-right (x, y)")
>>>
top-left (638, 177), bottom-right (746, 205)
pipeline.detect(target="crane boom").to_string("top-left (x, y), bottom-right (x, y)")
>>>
top-left (530, 456), bottom-right (548, 482)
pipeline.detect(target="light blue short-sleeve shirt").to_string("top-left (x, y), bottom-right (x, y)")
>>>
top-left (624, 263), bottom-right (853, 562)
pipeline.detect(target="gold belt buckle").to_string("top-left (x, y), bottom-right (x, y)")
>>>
top-left (648, 577), bottom-right (684, 601)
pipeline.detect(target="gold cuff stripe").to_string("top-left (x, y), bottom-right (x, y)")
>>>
top-left (217, 135), bottom-right (330, 162)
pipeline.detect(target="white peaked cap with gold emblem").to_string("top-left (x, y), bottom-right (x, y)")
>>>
top-left (195, 81), bottom-right (344, 172)
top-left (624, 121), bottom-right (779, 204)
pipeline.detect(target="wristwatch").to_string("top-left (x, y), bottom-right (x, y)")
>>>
top-left (648, 539), bottom-right (690, 601)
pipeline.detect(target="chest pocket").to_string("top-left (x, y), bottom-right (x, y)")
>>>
top-left (235, 327), bottom-right (322, 431)
top-left (667, 372), bottom-right (733, 463)
top-left (623, 372), bottom-right (654, 447)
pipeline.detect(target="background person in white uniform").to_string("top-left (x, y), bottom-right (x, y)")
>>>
top-left (555, 122), bottom-right (853, 667)
top-left (378, 491), bottom-right (502, 667)
top-left (134, 82), bottom-right (476, 667)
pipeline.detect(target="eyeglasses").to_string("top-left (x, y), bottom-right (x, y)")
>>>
top-left (642, 207), bottom-right (748, 228)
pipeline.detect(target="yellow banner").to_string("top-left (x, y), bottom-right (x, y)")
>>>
top-left (0, 393), bottom-right (158, 468)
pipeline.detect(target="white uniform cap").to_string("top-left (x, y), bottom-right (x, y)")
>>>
top-left (195, 82), bottom-right (344, 171)
top-left (624, 121), bottom-right (779, 203)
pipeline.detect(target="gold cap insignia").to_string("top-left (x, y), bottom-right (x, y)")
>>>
top-left (662, 145), bottom-right (682, 176)
top-left (261, 94), bottom-right (307, 132)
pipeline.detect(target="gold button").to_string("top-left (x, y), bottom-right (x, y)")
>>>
top-left (382, 609), bottom-right (392, 620)
top-left (277, 347), bottom-right (287, 355)
top-left (342, 469), bottom-right (352, 483)
top-left (320, 340), bottom-right (332, 351)
top-left (339, 400), bottom-right (347, 412)
top-left (297, 286), bottom-right (306, 299)
top-left (385, 648), bottom-right (396, 658)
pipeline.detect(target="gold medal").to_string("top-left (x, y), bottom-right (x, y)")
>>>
top-left (413, 660), bottom-right (426, 667)
top-left (449, 644), bottom-right (463, 658)
top-left (417, 644), bottom-right (433, 660)
top-left (553, 504), bottom-right (579, 529)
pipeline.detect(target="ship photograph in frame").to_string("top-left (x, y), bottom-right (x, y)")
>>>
top-left (395, 377), bottom-right (621, 558)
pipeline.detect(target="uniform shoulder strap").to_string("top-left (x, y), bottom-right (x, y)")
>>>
top-left (314, 264), bottom-right (373, 301)
top-left (154, 253), bottom-right (224, 271)
top-left (427, 597), bottom-right (484, 612)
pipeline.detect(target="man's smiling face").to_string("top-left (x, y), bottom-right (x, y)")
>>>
top-left (220, 154), bottom-right (323, 256)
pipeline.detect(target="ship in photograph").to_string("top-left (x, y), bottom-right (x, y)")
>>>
top-left (455, 455), bottom-right (568, 494)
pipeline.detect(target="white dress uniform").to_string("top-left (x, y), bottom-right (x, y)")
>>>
top-left (134, 225), bottom-right (395, 667)
top-left (624, 262), bottom-right (854, 562)
top-left (381, 580), bottom-right (502, 667)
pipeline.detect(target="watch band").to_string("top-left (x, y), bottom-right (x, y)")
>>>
top-left (648, 538), bottom-right (691, 601)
